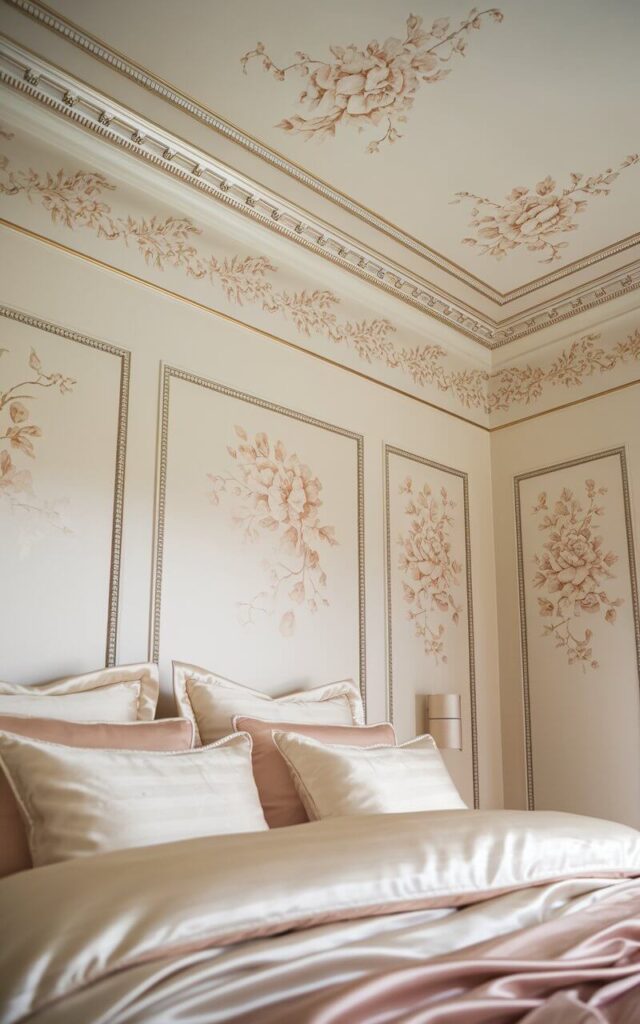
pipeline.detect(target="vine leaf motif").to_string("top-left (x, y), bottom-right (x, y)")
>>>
top-left (531, 479), bottom-right (623, 671)
top-left (453, 155), bottom-right (640, 263)
top-left (3, 143), bottom-right (639, 415)
top-left (0, 146), bottom-right (489, 409)
top-left (489, 329), bottom-right (640, 412)
top-left (241, 9), bottom-right (504, 152)
top-left (0, 345), bottom-right (76, 542)
top-left (207, 426), bottom-right (337, 637)
top-left (396, 476), bottom-right (463, 663)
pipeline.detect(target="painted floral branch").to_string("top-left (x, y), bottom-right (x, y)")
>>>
top-left (241, 9), bottom-right (503, 152)
top-left (0, 346), bottom-right (75, 535)
top-left (489, 329), bottom-right (640, 411)
top-left (207, 426), bottom-right (336, 637)
top-left (2, 147), bottom-right (639, 416)
top-left (531, 480), bottom-right (623, 671)
top-left (0, 150), bottom-right (488, 409)
top-left (397, 476), bottom-right (463, 663)
top-left (453, 155), bottom-right (640, 263)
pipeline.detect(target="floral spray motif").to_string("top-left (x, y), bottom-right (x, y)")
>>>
top-left (397, 477), bottom-right (463, 663)
top-left (208, 426), bottom-right (337, 636)
top-left (0, 346), bottom-right (75, 539)
top-left (241, 9), bottom-right (503, 152)
top-left (532, 480), bottom-right (623, 670)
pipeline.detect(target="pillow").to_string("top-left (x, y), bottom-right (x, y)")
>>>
top-left (173, 661), bottom-right (364, 745)
top-left (272, 732), bottom-right (467, 820)
top-left (0, 716), bottom-right (194, 879)
top-left (235, 717), bottom-right (396, 828)
top-left (0, 730), bottom-right (267, 867)
top-left (0, 663), bottom-right (159, 722)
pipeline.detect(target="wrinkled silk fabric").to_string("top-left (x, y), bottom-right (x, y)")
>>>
top-left (1, 809), bottom-right (639, 1023)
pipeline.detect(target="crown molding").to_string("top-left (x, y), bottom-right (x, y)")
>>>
top-left (1, 35), bottom-right (639, 351)
top-left (8, 0), bottom-right (640, 312)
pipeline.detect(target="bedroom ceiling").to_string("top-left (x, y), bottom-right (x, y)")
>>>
top-left (2, 0), bottom-right (640, 345)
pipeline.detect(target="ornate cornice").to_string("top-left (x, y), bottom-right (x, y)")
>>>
top-left (7, 0), bottom-right (640, 311)
top-left (1, 36), bottom-right (639, 350)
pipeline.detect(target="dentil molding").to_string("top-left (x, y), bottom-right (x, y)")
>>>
top-left (0, 35), bottom-right (639, 350)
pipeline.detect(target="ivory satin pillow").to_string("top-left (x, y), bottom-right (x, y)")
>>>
top-left (0, 730), bottom-right (267, 866)
top-left (173, 661), bottom-right (364, 745)
top-left (273, 732), bottom-right (467, 819)
top-left (0, 663), bottom-right (159, 722)
top-left (0, 716), bottom-right (194, 879)
top-left (234, 718), bottom-right (396, 828)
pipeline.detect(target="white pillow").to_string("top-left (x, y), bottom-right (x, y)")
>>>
top-left (173, 661), bottom-right (364, 745)
top-left (0, 730), bottom-right (267, 866)
top-left (273, 732), bottom-right (466, 819)
top-left (0, 664), bottom-right (159, 722)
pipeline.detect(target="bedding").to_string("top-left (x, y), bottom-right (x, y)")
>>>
top-left (0, 809), bottom-right (638, 1023)
top-left (173, 660), bottom-right (364, 744)
top-left (234, 717), bottom-right (396, 827)
top-left (0, 716), bottom-right (194, 880)
top-left (0, 730), bottom-right (267, 866)
top-left (273, 731), bottom-right (466, 818)
top-left (0, 663), bottom-right (159, 722)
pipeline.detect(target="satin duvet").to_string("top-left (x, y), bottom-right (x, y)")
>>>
top-left (1, 809), bottom-right (639, 1023)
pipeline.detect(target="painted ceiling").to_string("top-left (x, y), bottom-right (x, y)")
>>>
top-left (2, 0), bottom-right (640, 343)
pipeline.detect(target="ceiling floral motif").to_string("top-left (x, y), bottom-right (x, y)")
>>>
top-left (453, 155), bottom-right (640, 263)
top-left (241, 8), bottom-right (504, 153)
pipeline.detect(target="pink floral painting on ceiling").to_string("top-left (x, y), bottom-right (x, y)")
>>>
top-left (0, 345), bottom-right (75, 540)
top-left (453, 155), bottom-right (640, 263)
top-left (207, 426), bottom-right (337, 637)
top-left (396, 476), bottom-right (463, 663)
top-left (531, 479), bottom-right (623, 670)
top-left (241, 9), bottom-right (503, 153)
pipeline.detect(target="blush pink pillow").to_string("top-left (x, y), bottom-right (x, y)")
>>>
top-left (234, 717), bottom-right (396, 828)
top-left (0, 716), bottom-right (194, 879)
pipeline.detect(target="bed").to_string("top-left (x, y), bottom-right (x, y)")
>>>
top-left (1, 807), bottom-right (639, 1023)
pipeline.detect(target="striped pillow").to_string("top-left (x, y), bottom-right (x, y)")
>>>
top-left (0, 730), bottom-right (267, 866)
top-left (272, 732), bottom-right (466, 820)
top-left (0, 664), bottom-right (159, 722)
top-left (173, 661), bottom-right (364, 745)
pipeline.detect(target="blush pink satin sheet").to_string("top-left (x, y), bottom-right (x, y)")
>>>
top-left (263, 884), bottom-right (640, 1023)
top-left (0, 809), bottom-right (639, 1023)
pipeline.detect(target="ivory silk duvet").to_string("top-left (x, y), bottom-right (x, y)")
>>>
top-left (1, 809), bottom-right (639, 1023)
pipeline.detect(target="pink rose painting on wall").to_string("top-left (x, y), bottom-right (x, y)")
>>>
top-left (241, 9), bottom-right (503, 152)
top-left (396, 476), bottom-right (463, 663)
top-left (531, 479), bottom-right (623, 670)
top-left (0, 345), bottom-right (75, 537)
top-left (454, 155), bottom-right (640, 263)
top-left (207, 426), bottom-right (337, 637)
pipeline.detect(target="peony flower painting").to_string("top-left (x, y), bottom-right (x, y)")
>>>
top-left (241, 9), bottom-right (503, 152)
top-left (208, 426), bottom-right (337, 637)
top-left (531, 479), bottom-right (623, 670)
top-left (396, 475), bottom-right (463, 664)
top-left (453, 155), bottom-right (640, 263)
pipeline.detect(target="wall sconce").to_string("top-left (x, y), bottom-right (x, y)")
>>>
top-left (427, 693), bottom-right (462, 750)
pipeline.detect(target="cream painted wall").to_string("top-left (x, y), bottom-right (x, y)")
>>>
top-left (0, 225), bottom-right (504, 808)
top-left (492, 386), bottom-right (640, 824)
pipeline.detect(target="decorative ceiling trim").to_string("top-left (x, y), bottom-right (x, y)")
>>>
top-left (1, 36), bottom-right (639, 351)
top-left (7, 0), bottom-right (640, 309)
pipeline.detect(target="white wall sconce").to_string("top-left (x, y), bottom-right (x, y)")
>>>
top-left (427, 693), bottom-right (462, 750)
